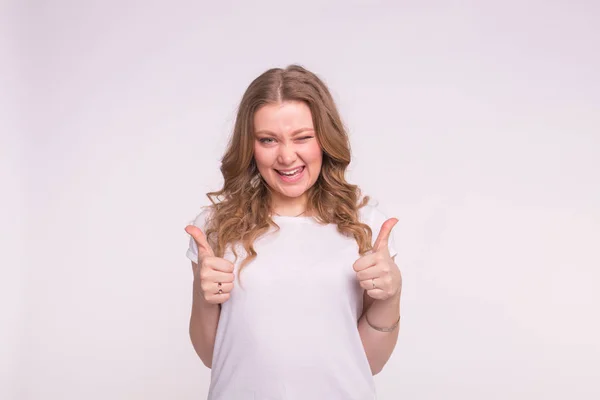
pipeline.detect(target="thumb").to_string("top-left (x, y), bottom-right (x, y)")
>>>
top-left (185, 225), bottom-right (215, 259)
top-left (373, 218), bottom-right (398, 253)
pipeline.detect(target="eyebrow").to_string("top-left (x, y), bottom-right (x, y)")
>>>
top-left (254, 127), bottom-right (314, 137)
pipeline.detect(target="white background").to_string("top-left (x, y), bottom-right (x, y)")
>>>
top-left (2, 0), bottom-right (599, 399)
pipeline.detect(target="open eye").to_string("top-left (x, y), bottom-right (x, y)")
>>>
top-left (259, 137), bottom-right (275, 144)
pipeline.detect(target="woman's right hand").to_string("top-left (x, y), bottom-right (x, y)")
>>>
top-left (185, 225), bottom-right (235, 304)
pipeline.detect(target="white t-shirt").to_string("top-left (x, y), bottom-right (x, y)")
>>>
top-left (186, 199), bottom-right (398, 400)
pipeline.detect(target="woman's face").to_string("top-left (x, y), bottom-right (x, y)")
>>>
top-left (253, 101), bottom-right (323, 202)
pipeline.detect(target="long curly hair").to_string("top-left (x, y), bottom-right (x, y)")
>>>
top-left (203, 64), bottom-right (376, 285)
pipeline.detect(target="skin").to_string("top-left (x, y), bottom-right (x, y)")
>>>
top-left (185, 100), bottom-right (402, 304)
top-left (184, 100), bottom-right (402, 374)
top-left (252, 101), bottom-right (322, 216)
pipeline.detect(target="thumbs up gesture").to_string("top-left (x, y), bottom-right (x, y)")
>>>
top-left (185, 225), bottom-right (235, 305)
top-left (353, 218), bottom-right (402, 301)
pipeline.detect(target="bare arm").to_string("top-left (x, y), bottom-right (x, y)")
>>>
top-left (189, 261), bottom-right (221, 368)
top-left (358, 288), bottom-right (401, 375)
top-left (185, 221), bottom-right (234, 369)
top-left (357, 249), bottom-right (401, 376)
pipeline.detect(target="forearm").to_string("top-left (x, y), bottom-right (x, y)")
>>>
top-left (358, 293), bottom-right (401, 375)
top-left (189, 282), bottom-right (221, 368)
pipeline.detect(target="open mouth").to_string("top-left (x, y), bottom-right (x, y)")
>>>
top-left (275, 166), bottom-right (305, 177)
top-left (275, 166), bottom-right (305, 182)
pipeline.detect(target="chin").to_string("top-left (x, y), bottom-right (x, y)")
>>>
top-left (278, 188), bottom-right (308, 198)
top-left (269, 181), bottom-right (312, 199)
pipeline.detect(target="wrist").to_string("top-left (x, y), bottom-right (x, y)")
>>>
top-left (365, 311), bottom-right (400, 332)
top-left (378, 289), bottom-right (401, 305)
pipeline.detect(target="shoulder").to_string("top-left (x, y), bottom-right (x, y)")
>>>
top-left (189, 205), bottom-right (215, 231)
top-left (358, 197), bottom-right (391, 226)
top-left (358, 196), bottom-right (398, 257)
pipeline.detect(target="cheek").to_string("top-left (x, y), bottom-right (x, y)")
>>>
top-left (304, 144), bottom-right (323, 166)
top-left (253, 146), bottom-right (272, 169)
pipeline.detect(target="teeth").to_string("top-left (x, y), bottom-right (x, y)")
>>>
top-left (279, 167), bottom-right (303, 176)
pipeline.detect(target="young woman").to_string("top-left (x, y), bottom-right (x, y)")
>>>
top-left (185, 65), bottom-right (402, 399)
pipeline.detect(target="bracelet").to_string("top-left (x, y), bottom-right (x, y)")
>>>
top-left (365, 312), bottom-right (400, 332)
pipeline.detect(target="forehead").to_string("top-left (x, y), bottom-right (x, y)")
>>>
top-left (253, 101), bottom-right (314, 133)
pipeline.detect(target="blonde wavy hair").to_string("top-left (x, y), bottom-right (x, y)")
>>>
top-left (203, 64), bottom-right (376, 285)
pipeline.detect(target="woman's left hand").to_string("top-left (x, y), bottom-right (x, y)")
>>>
top-left (353, 218), bottom-right (402, 301)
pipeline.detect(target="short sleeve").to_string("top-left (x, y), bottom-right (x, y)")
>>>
top-left (361, 199), bottom-right (399, 259)
top-left (185, 206), bottom-right (213, 264)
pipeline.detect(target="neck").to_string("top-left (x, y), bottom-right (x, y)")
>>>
top-left (270, 192), bottom-right (309, 217)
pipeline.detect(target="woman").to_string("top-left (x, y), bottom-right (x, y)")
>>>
top-left (185, 65), bottom-right (402, 399)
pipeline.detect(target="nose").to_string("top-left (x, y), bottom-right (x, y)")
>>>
top-left (277, 143), bottom-right (297, 165)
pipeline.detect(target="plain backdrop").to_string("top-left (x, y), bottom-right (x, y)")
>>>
top-left (2, 0), bottom-right (599, 399)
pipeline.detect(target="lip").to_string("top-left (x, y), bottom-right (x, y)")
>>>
top-left (275, 166), bottom-right (305, 182)
top-left (275, 166), bottom-right (305, 173)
